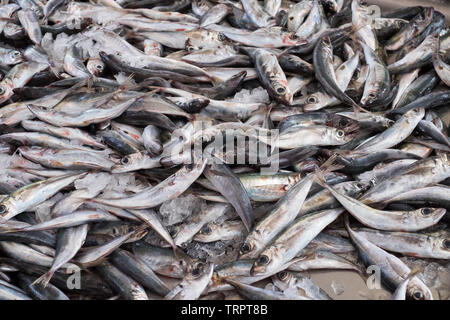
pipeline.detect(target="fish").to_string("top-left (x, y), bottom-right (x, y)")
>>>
top-left (0, 172), bottom-right (87, 221)
top-left (345, 216), bottom-right (434, 300)
top-left (165, 262), bottom-right (214, 300)
top-left (0, 0), bottom-right (446, 301)
top-left (351, 228), bottom-right (450, 260)
top-left (318, 175), bottom-right (446, 231)
top-left (250, 208), bottom-right (344, 277)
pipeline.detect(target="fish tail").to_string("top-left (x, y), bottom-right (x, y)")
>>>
top-left (312, 168), bottom-right (328, 189)
top-left (344, 214), bottom-right (351, 233)
top-left (32, 270), bottom-right (55, 288)
top-left (317, 153), bottom-right (344, 175)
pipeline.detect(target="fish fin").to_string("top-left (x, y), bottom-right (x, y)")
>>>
top-left (1, 227), bottom-right (23, 233)
top-left (172, 246), bottom-right (184, 259)
top-left (0, 270), bottom-right (9, 282)
top-left (312, 168), bottom-right (329, 189)
top-left (32, 270), bottom-right (54, 288)
top-left (318, 153), bottom-right (344, 174)
top-left (117, 73), bottom-right (137, 91)
top-left (406, 267), bottom-right (423, 280)
top-left (343, 213), bottom-right (352, 233)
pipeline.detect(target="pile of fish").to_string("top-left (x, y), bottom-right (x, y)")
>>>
top-left (0, 0), bottom-right (449, 300)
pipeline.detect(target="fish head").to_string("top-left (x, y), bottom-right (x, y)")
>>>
top-left (438, 237), bottom-right (450, 254)
top-left (284, 32), bottom-right (308, 47)
top-left (303, 92), bottom-right (325, 111)
top-left (415, 207), bottom-right (447, 225)
top-left (111, 152), bottom-right (144, 173)
top-left (271, 269), bottom-right (294, 290)
top-left (239, 237), bottom-right (262, 260)
top-left (355, 180), bottom-right (372, 193)
top-left (0, 79), bottom-right (15, 104)
top-left (270, 79), bottom-right (293, 105)
top-left (250, 247), bottom-right (281, 276)
top-left (3, 23), bottom-right (24, 40)
top-left (5, 50), bottom-right (23, 65)
top-left (87, 58), bottom-right (105, 76)
top-left (327, 127), bottom-right (355, 145)
top-left (186, 261), bottom-right (214, 283)
top-left (361, 86), bottom-right (379, 106)
top-left (226, 70), bottom-right (247, 86)
top-left (239, 238), bottom-right (256, 259)
top-left (346, 181), bottom-right (372, 196)
top-left (405, 106), bottom-right (425, 119)
top-left (407, 277), bottom-right (434, 300)
top-left (0, 196), bottom-right (18, 221)
top-left (198, 223), bottom-right (214, 236)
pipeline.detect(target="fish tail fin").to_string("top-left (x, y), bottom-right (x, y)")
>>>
top-left (343, 213), bottom-right (352, 233)
top-left (32, 270), bottom-right (54, 288)
top-left (116, 73), bottom-right (137, 92)
top-left (172, 246), bottom-right (184, 259)
top-left (312, 168), bottom-right (329, 189)
top-left (132, 224), bottom-right (149, 240)
top-left (317, 153), bottom-right (344, 175)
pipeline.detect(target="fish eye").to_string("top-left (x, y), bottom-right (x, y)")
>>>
top-left (276, 86), bottom-right (286, 95)
top-left (356, 183), bottom-right (364, 189)
top-left (290, 33), bottom-right (298, 40)
top-left (96, 64), bottom-right (103, 70)
top-left (0, 204), bottom-right (7, 215)
top-left (191, 268), bottom-right (201, 277)
top-left (241, 243), bottom-right (251, 253)
top-left (187, 46), bottom-right (194, 52)
top-left (12, 51), bottom-right (21, 57)
top-left (337, 130), bottom-right (345, 137)
top-left (257, 255), bottom-right (270, 265)
top-left (201, 225), bottom-right (211, 234)
top-left (442, 239), bottom-right (450, 249)
top-left (368, 92), bottom-right (376, 98)
top-left (421, 208), bottom-right (432, 216)
top-left (0, 87), bottom-right (5, 95)
top-left (169, 228), bottom-right (178, 237)
top-left (112, 227), bottom-right (120, 236)
top-left (218, 32), bottom-right (226, 41)
top-left (289, 16), bottom-right (294, 21)
top-left (277, 271), bottom-right (288, 281)
top-left (412, 290), bottom-right (424, 300)
top-left (307, 96), bottom-right (317, 104)
top-left (121, 156), bottom-right (129, 164)
top-left (194, 262), bottom-right (205, 273)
